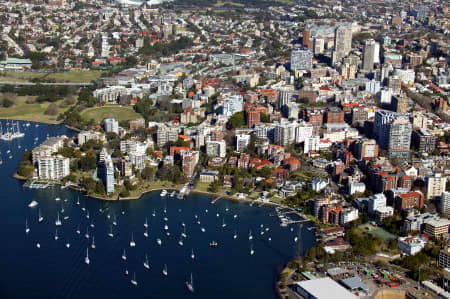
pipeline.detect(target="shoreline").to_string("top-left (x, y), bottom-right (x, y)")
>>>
top-left (13, 173), bottom-right (278, 206)
top-left (0, 117), bottom-right (63, 125)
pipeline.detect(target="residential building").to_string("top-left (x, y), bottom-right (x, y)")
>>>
top-left (339, 207), bottom-right (359, 225)
top-left (97, 150), bottom-right (115, 194)
top-left (182, 154), bottom-right (197, 178)
top-left (426, 173), bottom-right (446, 200)
top-left (354, 139), bottom-right (379, 160)
top-left (368, 193), bottom-right (387, 215)
top-left (129, 152), bottom-right (146, 170)
top-left (439, 247), bottom-right (450, 269)
top-left (235, 134), bottom-right (251, 153)
top-left (199, 170), bottom-right (219, 182)
top-left (441, 192), bottom-right (450, 218)
top-left (157, 125), bottom-right (179, 147)
top-left (333, 26), bottom-right (352, 65)
top-left (37, 156), bottom-right (70, 180)
top-left (424, 218), bottom-right (450, 238)
top-left (78, 131), bottom-right (106, 146)
top-left (222, 95), bottom-right (243, 117)
top-left (304, 136), bottom-right (320, 153)
top-left (312, 177), bottom-right (328, 192)
top-left (104, 118), bottom-right (119, 134)
top-left (206, 140), bottom-right (226, 158)
top-left (398, 236), bottom-right (427, 256)
top-left (387, 116), bottom-right (412, 159)
top-left (290, 49), bottom-right (313, 71)
top-left (362, 39), bottom-right (376, 71)
top-left (412, 128), bottom-right (437, 154)
top-left (349, 182), bottom-right (366, 195)
top-left (396, 191), bottom-right (424, 210)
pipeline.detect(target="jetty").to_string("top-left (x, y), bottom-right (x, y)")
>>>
top-left (274, 206), bottom-right (311, 227)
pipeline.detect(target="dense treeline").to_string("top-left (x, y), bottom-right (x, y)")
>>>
top-left (0, 84), bottom-right (69, 102)
top-left (139, 37), bottom-right (194, 57)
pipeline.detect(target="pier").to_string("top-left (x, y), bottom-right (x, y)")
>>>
top-left (274, 206), bottom-right (311, 227)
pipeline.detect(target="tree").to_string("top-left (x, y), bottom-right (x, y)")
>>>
top-left (260, 112), bottom-right (270, 123)
top-left (78, 154), bottom-right (97, 171)
top-left (141, 166), bottom-right (155, 180)
top-left (45, 103), bottom-right (58, 115)
top-left (226, 111), bottom-right (245, 130)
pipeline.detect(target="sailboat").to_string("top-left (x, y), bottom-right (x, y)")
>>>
top-left (200, 227), bottom-right (206, 232)
top-left (91, 235), bottom-right (96, 249)
top-left (222, 218), bottom-right (226, 228)
top-left (294, 236), bottom-right (298, 243)
top-left (144, 217), bottom-right (148, 228)
top-left (125, 268), bottom-right (129, 276)
top-left (86, 210), bottom-right (90, 219)
top-left (90, 221), bottom-right (95, 228)
top-left (233, 230), bottom-right (237, 239)
top-left (234, 214), bottom-right (238, 219)
top-left (76, 197), bottom-right (80, 205)
top-left (191, 249), bottom-right (195, 260)
top-left (144, 227), bottom-right (148, 238)
top-left (76, 224), bottom-right (80, 235)
top-left (107, 226), bottom-right (114, 238)
top-left (113, 214), bottom-right (117, 226)
top-left (130, 272), bottom-right (137, 286)
top-left (156, 238), bottom-right (162, 246)
top-left (178, 237), bottom-right (183, 246)
top-left (66, 242), bottom-right (70, 248)
top-left (185, 273), bottom-right (194, 293)
top-left (55, 212), bottom-right (62, 226)
top-left (260, 228), bottom-right (264, 236)
top-left (61, 203), bottom-right (64, 214)
top-left (250, 244), bottom-right (255, 256)
top-left (85, 248), bottom-right (90, 265)
top-left (85, 226), bottom-right (90, 239)
top-left (130, 233), bottom-right (136, 247)
top-left (143, 254), bottom-right (150, 269)
top-left (249, 230), bottom-right (253, 241)
top-left (181, 227), bottom-right (187, 238)
top-left (162, 264), bottom-right (168, 276)
top-left (25, 218), bottom-right (30, 234)
top-left (54, 229), bottom-right (59, 240)
top-left (122, 249), bottom-right (127, 261)
top-left (164, 224), bottom-right (168, 231)
top-left (152, 209), bottom-right (156, 217)
top-left (38, 209), bottom-right (43, 223)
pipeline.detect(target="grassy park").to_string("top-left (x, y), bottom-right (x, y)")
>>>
top-left (0, 96), bottom-right (72, 124)
top-left (80, 105), bottom-right (141, 123)
top-left (0, 70), bottom-right (102, 83)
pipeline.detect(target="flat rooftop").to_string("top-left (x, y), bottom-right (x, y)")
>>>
top-left (295, 277), bottom-right (357, 299)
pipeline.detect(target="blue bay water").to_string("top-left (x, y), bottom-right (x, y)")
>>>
top-left (0, 121), bottom-right (315, 299)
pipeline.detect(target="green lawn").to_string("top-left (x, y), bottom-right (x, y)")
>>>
top-left (46, 70), bottom-right (103, 83)
top-left (358, 224), bottom-right (397, 241)
top-left (80, 105), bottom-right (141, 123)
top-left (0, 96), bottom-right (71, 124)
top-left (0, 71), bottom-right (46, 82)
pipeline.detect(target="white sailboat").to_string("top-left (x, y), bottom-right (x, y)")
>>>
top-left (181, 227), bottom-right (187, 238)
top-left (54, 229), bottom-right (59, 240)
top-left (163, 217), bottom-right (168, 222)
top-left (178, 237), bottom-right (183, 246)
top-left (38, 208), bottom-right (44, 223)
top-left (156, 238), bottom-right (162, 246)
top-left (76, 197), bottom-right (80, 205)
top-left (131, 272), bottom-right (137, 286)
top-left (152, 209), bottom-right (156, 217)
top-left (36, 242), bottom-right (40, 248)
top-left (185, 273), bottom-right (194, 293)
top-left (25, 218), bottom-right (30, 234)
top-left (294, 236), bottom-right (298, 243)
top-left (162, 264), bottom-right (168, 276)
top-left (55, 197), bottom-right (60, 202)
top-left (28, 200), bottom-right (38, 208)
top-left (90, 221), bottom-right (94, 228)
top-left (181, 222), bottom-right (185, 227)
top-left (85, 248), bottom-right (90, 265)
top-left (66, 242), bottom-right (70, 248)
top-left (55, 212), bottom-right (62, 226)
top-left (164, 224), bottom-right (168, 231)
top-left (85, 226), bottom-right (90, 239)
top-left (222, 218), bottom-right (226, 228)
top-left (125, 269), bottom-right (129, 276)
top-left (191, 249), bottom-right (195, 260)
top-left (143, 254), bottom-right (150, 269)
top-left (233, 230), bottom-right (237, 239)
top-left (200, 227), bottom-right (206, 232)
top-left (122, 249), bottom-right (127, 261)
top-left (144, 217), bottom-right (148, 228)
top-left (250, 244), bottom-right (255, 256)
top-left (249, 230), bottom-right (253, 241)
top-left (86, 210), bottom-right (90, 219)
top-left (112, 214), bottom-right (117, 226)
top-left (234, 214), bottom-right (238, 219)
top-left (91, 234), bottom-right (96, 249)
top-left (144, 227), bottom-right (148, 238)
top-left (130, 233), bottom-right (136, 247)
top-left (107, 226), bottom-right (114, 238)
top-left (76, 224), bottom-right (80, 235)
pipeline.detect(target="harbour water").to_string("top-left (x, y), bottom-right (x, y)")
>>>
top-left (0, 121), bottom-right (316, 299)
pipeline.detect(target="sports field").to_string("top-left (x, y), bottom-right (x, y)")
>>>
top-left (80, 105), bottom-right (141, 122)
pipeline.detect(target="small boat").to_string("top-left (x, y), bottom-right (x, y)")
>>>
top-left (64, 216), bottom-right (69, 220)
top-left (250, 244), bottom-right (255, 256)
top-left (28, 200), bottom-right (38, 208)
top-left (222, 218), bottom-right (226, 228)
top-left (81, 206), bottom-right (86, 212)
top-left (107, 226), bottom-right (114, 238)
top-left (249, 230), bottom-right (253, 241)
top-left (216, 213), bottom-right (219, 218)
top-left (122, 249), bottom-right (127, 261)
top-left (60, 203), bottom-right (64, 214)
top-left (290, 228), bottom-right (293, 232)
top-left (170, 191), bottom-right (176, 197)
top-left (156, 238), bottom-right (162, 246)
top-left (131, 272), bottom-right (137, 286)
top-left (233, 214), bottom-right (238, 219)
top-left (233, 231), bottom-right (237, 239)
top-left (55, 212), bottom-right (62, 226)
top-left (160, 190), bottom-right (167, 197)
top-left (76, 225), bottom-right (80, 235)
top-left (191, 249), bottom-right (195, 260)
top-left (164, 224), bottom-right (168, 231)
top-left (152, 210), bottom-right (156, 217)
top-left (37, 208), bottom-right (44, 223)
top-left (226, 207), bottom-right (229, 212)
top-left (194, 215), bottom-right (198, 219)
top-left (66, 242), bottom-right (70, 248)
top-left (162, 264), bottom-right (168, 276)
top-left (143, 254), bottom-right (150, 269)
top-left (185, 273), bottom-right (194, 293)
top-left (25, 219), bottom-right (30, 234)
top-left (268, 237), bottom-right (272, 241)
top-left (201, 227), bottom-right (206, 232)
top-left (163, 207), bottom-right (167, 214)
top-left (209, 241), bottom-right (218, 247)
top-left (181, 222), bottom-right (185, 227)
top-left (85, 248), bottom-right (90, 265)
top-left (144, 217), bottom-right (148, 228)
top-left (64, 199), bottom-right (68, 202)
top-left (178, 238), bottom-right (183, 246)
top-left (55, 197), bottom-right (60, 202)
top-left (144, 228), bottom-right (149, 238)
top-left (181, 227), bottom-right (187, 238)
top-left (197, 219), bottom-right (200, 225)
top-left (90, 221), bottom-right (94, 228)
top-left (85, 227), bottom-right (89, 239)
top-left (294, 236), bottom-right (298, 243)
top-left (260, 229), bottom-right (264, 236)
top-left (76, 197), bottom-right (80, 205)
top-left (130, 233), bottom-right (136, 247)
top-left (54, 229), bottom-right (59, 240)
top-left (36, 243), bottom-right (40, 248)
top-left (125, 269), bottom-right (129, 276)
top-left (86, 210), bottom-right (90, 219)
top-left (163, 217), bottom-right (168, 222)
top-left (91, 235), bottom-right (96, 249)
top-left (265, 227), bottom-right (269, 232)
top-left (122, 211), bottom-right (125, 215)
top-left (166, 232), bottom-right (170, 236)
top-left (205, 209), bottom-right (208, 213)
